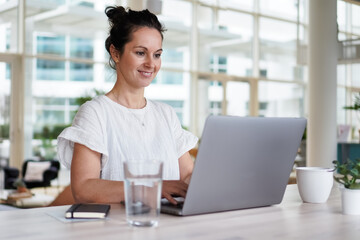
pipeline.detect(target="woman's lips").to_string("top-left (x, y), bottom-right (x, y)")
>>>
top-left (139, 71), bottom-right (152, 77)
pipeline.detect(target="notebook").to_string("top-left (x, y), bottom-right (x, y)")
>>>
top-left (161, 115), bottom-right (307, 216)
top-left (65, 203), bottom-right (110, 219)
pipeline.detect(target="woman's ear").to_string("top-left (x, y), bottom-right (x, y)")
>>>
top-left (110, 44), bottom-right (119, 63)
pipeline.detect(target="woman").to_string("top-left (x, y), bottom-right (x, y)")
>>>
top-left (57, 6), bottom-right (198, 205)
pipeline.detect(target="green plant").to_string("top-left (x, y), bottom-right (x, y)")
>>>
top-left (343, 92), bottom-right (360, 111)
top-left (13, 178), bottom-right (26, 188)
top-left (333, 159), bottom-right (360, 189)
top-left (75, 88), bottom-right (106, 106)
top-left (343, 93), bottom-right (360, 140)
top-left (0, 124), bottom-right (10, 139)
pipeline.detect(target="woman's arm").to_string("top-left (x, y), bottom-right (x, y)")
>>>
top-left (178, 152), bottom-right (194, 184)
top-left (71, 143), bottom-right (194, 205)
top-left (71, 143), bottom-right (125, 203)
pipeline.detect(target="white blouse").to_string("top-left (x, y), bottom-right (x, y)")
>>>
top-left (57, 95), bottom-right (198, 180)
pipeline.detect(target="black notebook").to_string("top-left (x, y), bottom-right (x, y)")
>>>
top-left (65, 203), bottom-right (111, 219)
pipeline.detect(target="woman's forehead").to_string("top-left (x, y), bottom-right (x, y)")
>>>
top-left (127, 27), bottom-right (163, 49)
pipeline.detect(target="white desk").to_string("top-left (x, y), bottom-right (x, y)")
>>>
top-left (0, 184), bottom-right (359, 240)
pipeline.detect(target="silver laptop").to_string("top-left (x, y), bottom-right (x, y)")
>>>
top-left (161, 115), bottom-right (307, 216)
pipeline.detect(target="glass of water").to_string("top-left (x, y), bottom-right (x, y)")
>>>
top-left (123, 160), bottom-right (163, 227)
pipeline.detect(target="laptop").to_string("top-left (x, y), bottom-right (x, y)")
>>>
top-left (161, 115), bottom-right (307, 216)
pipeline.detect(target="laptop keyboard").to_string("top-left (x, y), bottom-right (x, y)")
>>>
top-left (161, 197), bottom-right (184, 209)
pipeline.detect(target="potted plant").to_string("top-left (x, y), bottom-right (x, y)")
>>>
top-left (13, 178), bottom-right (29, 193)
top-left (332, 159), bottom-right (360, 215)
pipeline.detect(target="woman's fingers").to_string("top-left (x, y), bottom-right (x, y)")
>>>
top-left (162, 192), bottom-right (178, 205)
top-left (162, 180), bottom-right (188, 205)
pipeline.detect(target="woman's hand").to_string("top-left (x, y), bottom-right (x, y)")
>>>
top-left (162, 180), bottom-right (188, 205)
top-left (160, 151), bottom-right (194, 205)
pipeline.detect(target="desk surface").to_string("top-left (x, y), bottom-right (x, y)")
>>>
top-left (1, 184), bottom-right (359, 240)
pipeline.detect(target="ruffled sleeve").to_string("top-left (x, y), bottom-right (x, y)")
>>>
top-left (57, 100), bottom-right (108, 169)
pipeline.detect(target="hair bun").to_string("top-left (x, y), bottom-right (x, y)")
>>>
top-left (105, 6), bottom-right (126, 26)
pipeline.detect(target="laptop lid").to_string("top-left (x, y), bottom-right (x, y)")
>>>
top-left (168, 115), bottom-right (306, 216)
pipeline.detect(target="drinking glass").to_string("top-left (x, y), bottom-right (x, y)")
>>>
top-left (123, 160), bottom-right (163, 227)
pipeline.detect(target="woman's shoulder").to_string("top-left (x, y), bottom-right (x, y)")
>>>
top-left (79, 95), bottom-right (108, 110)
top-left (71, 95), bottom-right (113, 129)
top-left (74, 95), bottom-right (110, 120)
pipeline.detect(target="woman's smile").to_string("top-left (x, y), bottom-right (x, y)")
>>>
top-left (138, 70), bottom-right (153, 78)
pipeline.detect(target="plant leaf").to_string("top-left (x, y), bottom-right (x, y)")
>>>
top-left (350, 168), bottom-right (359, 177)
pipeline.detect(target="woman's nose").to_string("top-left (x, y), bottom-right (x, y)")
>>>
top-left (144, 56), bottom-right (155, 68)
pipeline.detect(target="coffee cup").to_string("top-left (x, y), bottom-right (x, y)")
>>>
top-left (296, 167), bottom-right (334, 203)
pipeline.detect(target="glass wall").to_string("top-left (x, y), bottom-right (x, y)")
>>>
top-left (195, 0), bottom-right (305, 133)
top-left (0, 0), bottom-right (309, 160)
top-left (258, 82), bottom-right (304, 117)
top-left (3, 0), bottom-right (360, 163)
top-left (259, 18), bottom-right (298, 81)
top-left (197, 6), bottom-right (253, 76)
top-left (337, 1), bottom-right (360, 141)
top-left (0, 0), bottom-right (18, 53)
top-left (226, 81), bottom-right (250, 117)
top-left (0, 62), bottom-right (11, 166)
top-left (260, 0), bottom-right (298, 21)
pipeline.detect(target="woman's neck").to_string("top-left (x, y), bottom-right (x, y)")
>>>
top-left (107, 87), bottom-right (146, 109)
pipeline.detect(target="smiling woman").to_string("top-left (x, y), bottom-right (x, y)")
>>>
top-left (56, 6), bottom-right (198, 206)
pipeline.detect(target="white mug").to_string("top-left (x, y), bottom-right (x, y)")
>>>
top-left (296, 167), bottom-right (334, 203)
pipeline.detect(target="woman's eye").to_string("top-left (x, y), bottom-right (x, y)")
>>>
top-left (136, 51), bottom-right (145, 56)
top-left (154, 53), bottom-right (161, 59)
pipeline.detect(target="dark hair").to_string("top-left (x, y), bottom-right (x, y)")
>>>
top-left (105, 6), bottom-right (166, 69)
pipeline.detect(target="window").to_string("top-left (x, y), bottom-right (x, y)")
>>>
top-left (1, 0), bottom-right (316, 162)
top-left (258, 81), bottom-right (304, 117)
top-left (260, 0), bottom-right (298, 21)
top-left (196, 78), bottom-right (224, 134)
top-left (338, 1), bottom-right (360, 40)
top-left (70, 62), bottom-right (93, 82)
top-left (226, 81), bottom-right (250, 117)
top-left (70, 37), bottom-right (93, 59)
top-left (162, 49), bottom-right (185, 69)
top-left (198, 7), bottom-right (253, 76)
top-left (36, 35), bottom-right (65, 56)
top-left (338, 1), bottom-right (360, 140)
top-left (219, 0), bottom-right (254, 11)
top-left (153, 71), bottom-right (183, 85)
top-left (0, 0), bottom-right (18, 53)
top-left (36, 59), bottom-right (65, 81)
top-left (0, 62), bottom-right (11, 163)
top-left (259, 18), bottom-right (298, 81)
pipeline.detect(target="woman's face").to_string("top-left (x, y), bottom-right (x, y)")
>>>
top-left (115, 27), bottom-right (163, 89)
